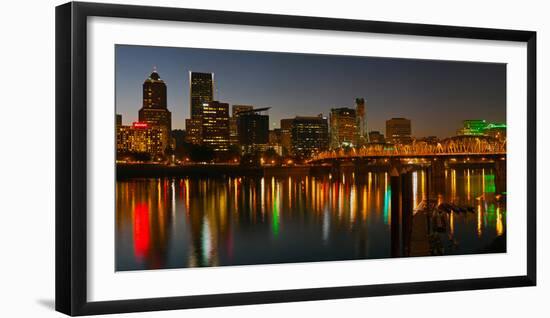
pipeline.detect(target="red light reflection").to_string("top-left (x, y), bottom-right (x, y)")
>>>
top-left (133, 203), bottom-right (150, 260)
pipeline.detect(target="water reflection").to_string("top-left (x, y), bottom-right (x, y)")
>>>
top-left (116, 168), bottom-right (506, 271)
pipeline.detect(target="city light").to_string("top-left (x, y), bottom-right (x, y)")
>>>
top-left (115, 53), bottom-right (507, 272)
top-left (132, 122), bottom-right (148, 128)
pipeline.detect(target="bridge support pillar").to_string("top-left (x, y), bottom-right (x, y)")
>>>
top-left (390, 173), bottom-right (401, 257)
top-left (389, 168), bottom-right (414, 257)
top-left (401, 171), bottom-right (413, 257)
top-left (495, 156), bottom-right (507, 194)
top-left (354, 158), bottom-right (370, 176)
top-left (430, 158), bottom-right (446, 197)
top-left (330, 161), bottom-right (341, 177)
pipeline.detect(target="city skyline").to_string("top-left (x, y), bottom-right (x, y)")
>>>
top-left (115, 45), bottom-right (508, 271)
top-left (115, 45), bottom-right (506, 139)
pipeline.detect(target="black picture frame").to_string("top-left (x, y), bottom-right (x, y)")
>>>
top-left (55, 1), bottom-right (537, 316)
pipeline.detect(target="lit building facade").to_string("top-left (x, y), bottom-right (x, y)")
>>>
top-left (291, 115), bottom-right (329, 159)
top-left (485, 124), bottom-right (506, 141)
top-left (117, 122), bottom-right (165, 156)
top-left (137, 69), bottom-right (172, 151)
top-left (457, 120), bottom-right (506, 141)
top-left (457, 119), bottom-right (487, 136)
top-left (330, 107), bottom-right (357, 148)
top-left (201, 101), bottom-right (230, 152)
top-left (386, 117), bottom-right (412, 144)
top-left (186, 72), bottom-right (214, 144)
top-left (237, 108), bottom-right (270, 154)
top-left (185, 118), bottom-right (202, 144)
top-left (280, 118), bottom-right (294, 156)
top-left (268, 129), bottom-right (283, 156)
top-left (229, 105), bottom-right (254, 145)
top-left (189, 72), bottom-right (214, 118)
top-left (355, 98), bottom-right (368, 145)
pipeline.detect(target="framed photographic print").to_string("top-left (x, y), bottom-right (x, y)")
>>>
top-left (55, 1), bottom-right (536, 316)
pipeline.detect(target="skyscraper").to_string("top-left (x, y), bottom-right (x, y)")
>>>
top-left (237, 108), bottom-right (270, 154)
top-left (386, 118), bottom-right (412, 144)
top-left (329, 107), bottom-right (357, 148)
top-left (186, 72), bottom-right (214, 144)
top-left (138, 68), bottom-right (172, 151)
top-left (202, 101), bottom-right (230, 152)
top-left (291, 115), bottom-right (329, 159)
top-left (280, 118), bottom-right (294, 156)
top-left (355, 98), bottom-right (368, 145)
top-left (189, 72), bottom-right (214, 118)
top-left (229, 105), bottom-right (254, 145)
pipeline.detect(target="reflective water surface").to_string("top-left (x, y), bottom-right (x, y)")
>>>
top-left (115, 168), bottom-right (506, 271)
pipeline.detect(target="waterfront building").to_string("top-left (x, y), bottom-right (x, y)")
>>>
top-left (457, 119), bottom-right (487, 136)
top-left (185, 118), bottom-right (202, 144)
top-left (368, 131), bottom-right (385, 144)
top-left (485, 124), bottom-right (507, 141)
top-left (116, 122), bottom-right (165, 157)
top-left (355, 98), bottom-right (368, 145)
top-left (138, 69), bottom-right (172, 151)
top-left (456, 120), bottom-right (506, 141)
top-left (386, 117), bottom-right (412, 144)
top-left (330, 107), bottom-right (357, 148)
top-left (237, 107), bottom-right (270, 154)
top-left (291, 115), bottom-right (329, 159)
top-left (202, 101), bottom-right (230, 152)
top-left (268, 128), bottom-right (284, 156)
top-left (229, 105), bottom-right (254, 145)
top-left (280, 118), bottom-right (294, 156)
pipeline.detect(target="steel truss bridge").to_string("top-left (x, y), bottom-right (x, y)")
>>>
top-left (308, 136), bottom-right (506, 163)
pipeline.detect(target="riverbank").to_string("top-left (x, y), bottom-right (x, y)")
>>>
top-left (116, 163), bottom-right (330, 179)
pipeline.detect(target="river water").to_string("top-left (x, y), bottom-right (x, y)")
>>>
top-left (115, 167), bottom-right (506, 271)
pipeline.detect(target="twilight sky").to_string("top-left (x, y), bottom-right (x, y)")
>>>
top-left (115, 45), bottom-right (506, 138)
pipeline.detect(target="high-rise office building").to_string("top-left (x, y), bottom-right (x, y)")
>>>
top-left (330, 107), bottom-right (357, 148)
top-left (386, 118), bottom-right (412, 144)
top-left (186, 72), bottom-right (214, 144)
top-left (355, 98), bottom-right (368, 145)
top-left (291, 115), bottom-right (329, 159)
top-left (229, 105), bottom-right (254, 145)
top-left (237, 108), bottom-right (270, 154)
top-left (201, 101), bottom-right (230, 152)
top-left (138, 69), bottom-right (172, 151)
top-left (280, 118), bottom-right (294, 156)
top-left (189, 72), bottom-right (214, 118)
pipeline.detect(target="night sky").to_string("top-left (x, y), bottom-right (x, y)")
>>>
top-left (115, 45), bottom-right (506, 138)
